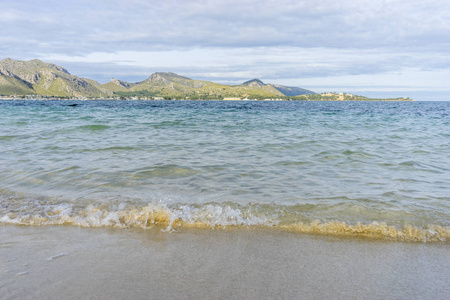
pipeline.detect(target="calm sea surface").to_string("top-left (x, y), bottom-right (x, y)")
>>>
top-left (1, 100), bottom-right (449, 241)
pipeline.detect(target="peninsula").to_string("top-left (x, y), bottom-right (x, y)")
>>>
top-left (0, 58), bottom-right (412, 101)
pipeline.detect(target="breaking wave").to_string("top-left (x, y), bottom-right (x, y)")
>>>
top-left (1, 200), bottom-right (448, 243)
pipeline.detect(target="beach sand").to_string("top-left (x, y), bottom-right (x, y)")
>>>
top-left (1, 225), bottom-right (449, 299)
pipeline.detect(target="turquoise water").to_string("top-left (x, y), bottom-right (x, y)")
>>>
top-left (0, 100), bottom-right (449, 241)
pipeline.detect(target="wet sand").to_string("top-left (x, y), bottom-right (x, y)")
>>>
top-left (1, 225), bottom-right (449, 299)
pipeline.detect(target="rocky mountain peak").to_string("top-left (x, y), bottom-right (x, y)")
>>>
top-left (111, 78), bottom-right (131, 88)
top-left (142, 72), bottom-right (192, 85)
top-left (1, 58), bottom-right (15, 63)
top-left (242, 79), bottom-right (266, 87)
top-left (0, 58), bottom-right (111, 97)
top-left (146, 73), bottom-right (171, 84)
top-left (0, 58), bottom-right (70, 78)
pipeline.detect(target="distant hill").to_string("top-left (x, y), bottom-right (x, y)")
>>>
top-left (242, 79), bottom-right (315, 96)
top-left (101, 78), bottom-right (135, 92)
top-left (269, 83), bottom-right (315, 96)
top-left (113, 72), bottom-right (290, 100)
top-left (0, 58), bottom-right (319, 99)
top-left (0, 58), bottom-right (112, 97)
top-left (0, 73), bottom-right (35, 95)
top-left (242, 79), bottom-right (266, 88)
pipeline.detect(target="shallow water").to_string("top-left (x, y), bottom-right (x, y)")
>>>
top-left (0, 100), bottom-right (449, 241)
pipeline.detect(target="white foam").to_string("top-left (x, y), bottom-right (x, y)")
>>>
top-left (1, 201), bottom-right (449, 242)
top-left (169, 204), bottom-right (271, 228)
top-left (16, 271), bottom-right (29, 276)
top-left (46, 252), bottom-right (70, 261)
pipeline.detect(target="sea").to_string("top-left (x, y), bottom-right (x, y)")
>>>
top-left (1, 100), bottom-right (449, 242)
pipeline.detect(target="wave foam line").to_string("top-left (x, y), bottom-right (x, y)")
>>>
top-left (0, 203), bottom-right (272, 229)
top-left (279, 221), bottom-right (450, 243)
top-left (1, 203), bottom-right (449, 243)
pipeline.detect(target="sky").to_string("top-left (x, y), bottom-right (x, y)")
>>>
top-left (1, 0), bottom-right (450, 100)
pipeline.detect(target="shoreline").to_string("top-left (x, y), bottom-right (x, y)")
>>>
top-left (2, 225), bottom-right (449, 299)
top-left (0, 98), bottom-right (414, 101)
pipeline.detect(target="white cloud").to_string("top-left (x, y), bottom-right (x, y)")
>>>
top-left (3, 0), bottom-right (450, 52)
top-left (0, 11), bottom-right (22, 22)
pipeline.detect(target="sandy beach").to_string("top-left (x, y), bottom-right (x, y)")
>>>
top-left (2, 225), bottom-right (449, 299)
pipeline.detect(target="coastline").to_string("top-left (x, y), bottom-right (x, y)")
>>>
top-left (0, 97), bottom-right (414, 101)
top-left (2, 225), bottom-right (449, 299)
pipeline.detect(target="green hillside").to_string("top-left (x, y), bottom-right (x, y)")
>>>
top-left (116, 73), bottom-right (287, 100)
top-left (0, 58), bottom-right (413, 101)
top-left (0, 58), bottom-right (111, 97)
top-left (0, 58), bottom-right (313, 99)
top-left (0, 75), bottom-right (35, 95)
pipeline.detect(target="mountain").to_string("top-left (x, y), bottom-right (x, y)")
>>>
top-left (133, 72), bottom-right (206, 90)
top-left (115, 72), bottom-right (288, 99)
top-left (242, 79), bottom-right (266, 88)
top-left (102, 78), bottom-right (135, 92)
top-left (0, 58), bottom-right (316, 99)
top-left (140, 72), bottom-right (198, 86)
top-left (110, 78), bottom-right (133, 88)
top-left (242, 78), bottom-right (315, 96)
top-left (269, 84), bottom-right (315, 96)
top-left (0, 73), bottom-right (35, 95)
top-left (0, 58), bottom-right (112, 97)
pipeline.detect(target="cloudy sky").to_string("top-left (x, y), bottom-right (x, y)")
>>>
top-left (2, 0), bottom-right (449, 100)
